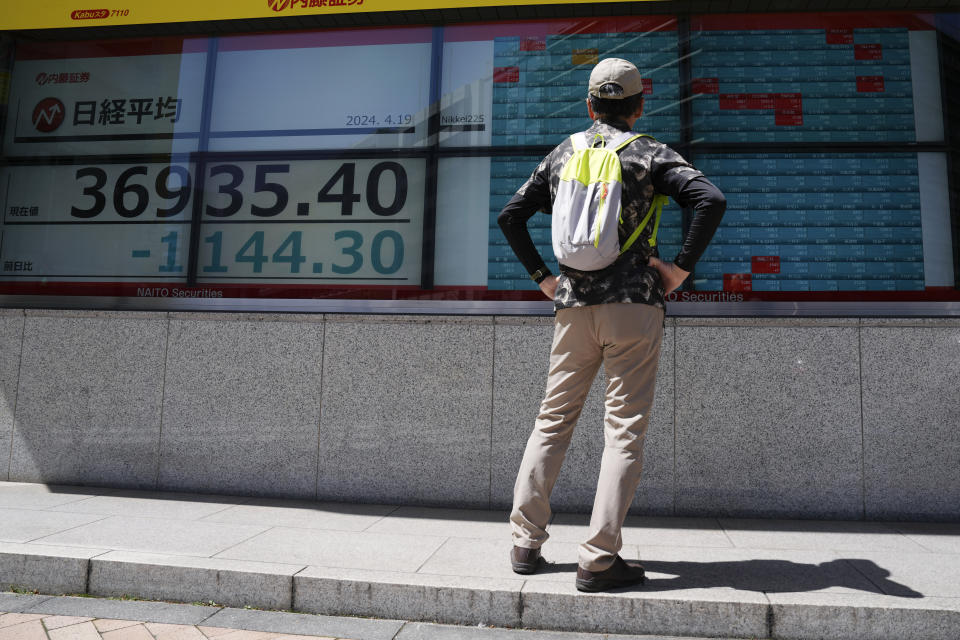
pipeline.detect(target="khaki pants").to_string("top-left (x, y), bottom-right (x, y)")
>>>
top-left (510, 302), bottom-right (663, 571)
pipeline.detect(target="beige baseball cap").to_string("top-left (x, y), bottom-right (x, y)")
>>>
top-left (588, 58), bottom-right (645, 99)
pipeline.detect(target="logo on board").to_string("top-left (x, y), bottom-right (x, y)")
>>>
top-left (36, 72), bottom-right (92, 86)
top-left (32, 97), bottom-right (66, 133)
top-left (267, 0), bottom-right (363, 11)
top-left (70, 9), bottom-right (109, 20)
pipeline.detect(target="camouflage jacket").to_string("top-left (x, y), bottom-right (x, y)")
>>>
top-left (504, 118), bottom-right (704, 310)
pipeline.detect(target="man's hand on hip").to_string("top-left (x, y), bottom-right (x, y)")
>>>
top-left (647, 257), bottom-right (690, 295)
top-left (538, 275), bottom-right (558, 299)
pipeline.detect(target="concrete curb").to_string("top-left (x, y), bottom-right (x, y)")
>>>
top-left (0, 543), bottom-right (107, 594)
top-left (2, 550), bottom-right (959, 639)
top-left (19, 594), bottom-right (217, 625)
top-left (88, 551), bottom-right (300, 610)
top-left (519, 583), bottom-right (769, 638)
top-left (294, 567), bottom-right (525, 628)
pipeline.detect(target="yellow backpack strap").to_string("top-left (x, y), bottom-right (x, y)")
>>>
top-left (621, 195), bottom-right (662, 253)
top-left (613, 133), bottom-right (644, 151)
top-left (645, 194), bottom-right (668, 247)
top-left (618, 134), bottom-right (668, 253)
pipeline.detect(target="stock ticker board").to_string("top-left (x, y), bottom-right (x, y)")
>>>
top-left (487, 25), bottom-right (928, 295)
top-left (488, 30), bottom-right (682, 292)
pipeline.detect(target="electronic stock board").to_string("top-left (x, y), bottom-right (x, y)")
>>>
top-left (0, 13), bottom-right (954, 304)
top-left (484, 14), bottom-right (952, 301)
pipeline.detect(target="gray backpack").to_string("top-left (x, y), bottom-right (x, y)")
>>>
top-left (552, 130), bottom-right (667, 271)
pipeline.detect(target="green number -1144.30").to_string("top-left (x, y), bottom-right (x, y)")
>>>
top-left (199, 230), bottom-right (404, 275)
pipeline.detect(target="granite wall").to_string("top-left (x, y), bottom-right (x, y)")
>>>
top-left (1, 308), bottom-right (958, 521)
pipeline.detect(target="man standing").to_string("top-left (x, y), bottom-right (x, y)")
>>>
top-left (499, 58), bottom-right (726, 592)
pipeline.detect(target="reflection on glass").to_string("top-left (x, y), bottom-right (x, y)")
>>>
top-left (491, 32), bottom-right (680, 146)
top-left (209, 29), bottom-right (433, 151)
top-left (2, 38), bottom-right (207, 157)
top-left (440, 39), bottom-right (493, 147)
top-left (441, 17), bottom-right (682, 148)
top-left (0, 13), bottom-right (957, 309)
top-left (691, 153), bottom-right (956, 296)
top-left (688, 14), bottom-right (940, 143)
top-left (195, 157), bottom-right (426, 293)
top-left (0, 162), bottom-right (192, 289)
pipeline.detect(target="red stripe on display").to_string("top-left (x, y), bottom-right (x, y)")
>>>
top-left (0, 281), bottom-right (485, 300)
top-left (17, 28), bottom-right (434, 59)
top-left (1, 282), bottom-right (957, 304)
top-left (15, 37), bottom-right (209, 60)
top-left (11, 12), bottom-right (933, 60)
top-left (16, 16), bottom-right (683, 58)
top-left (443, 16), bottom-right (678, 43)
top-left (217, 27), bottom-right (433, 52)
top-left (692, 12), bottom-right (935, 31)
top-left (718, 92), bottom-right (804, 125)
top-left (668, 289), bottom-right (960, 303)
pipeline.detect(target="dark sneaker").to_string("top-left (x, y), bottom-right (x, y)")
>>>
top-left (510, 546), bottom-right (543, 574)
top-left (575, 555), bottom-right (646, 592)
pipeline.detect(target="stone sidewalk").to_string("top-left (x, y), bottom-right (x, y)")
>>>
top-left (2, 593), bottom-right (689, 640)
top-left (1, 601), bottom-right (339, 640)
top-left (1, 481), bottom-right (958, 639)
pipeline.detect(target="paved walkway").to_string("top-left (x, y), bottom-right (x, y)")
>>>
top-left (1, 604), bottom-right (330, 640)
top-left (1, 481), bottom-right (958, 639)
top-left (1, 593), bottom-right (694, 640)
top-left (2, 594), bottom-right (720, 640)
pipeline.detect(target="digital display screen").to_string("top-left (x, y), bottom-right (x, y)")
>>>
top-left (690, 26), bottom-right (919, 142)
top-left (470, 13), bottom-right (955, 302)
top-left (2, 41), bottom-right (207, 157)
top-left (196, 158), bottom-right (425, 286)
top-left (0, 13), bottom-right (956, 309)
top-left (1, 162), bottom-right (193, 282)
top-left (208, 30), bottom-right (434, 151)
top-left (490, 29), bottom-right (681, 146)
top-left (486, 156), bottom-right (683, 291)
top-left (0, 157), bottom-right (424, 289)
top-left (692, 153), bottom-right (925, 293)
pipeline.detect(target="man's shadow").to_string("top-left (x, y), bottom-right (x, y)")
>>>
top-left (539, 558), bottom-right (922, 597)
